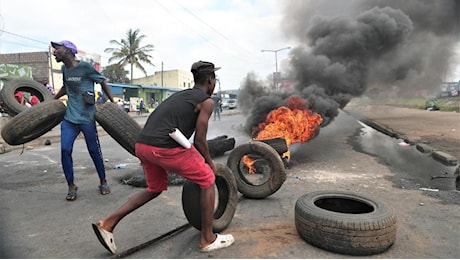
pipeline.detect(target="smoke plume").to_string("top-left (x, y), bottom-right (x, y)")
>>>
top-left (239, 0), bottom-right (459, 134)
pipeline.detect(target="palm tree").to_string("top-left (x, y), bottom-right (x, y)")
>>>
top-left (105, 28), bottom-right (155, 83)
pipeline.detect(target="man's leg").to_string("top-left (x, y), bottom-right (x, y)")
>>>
top-left (60, 120), bottom-right (80, 187)
top-left (98, 143), bottom-right (166, 232)
top-left (80, 122), bottom-right (107, 185)
top-left (98, 190), bottom-right (161, 232)
top-left (199, 185), bottom-right (217, 247)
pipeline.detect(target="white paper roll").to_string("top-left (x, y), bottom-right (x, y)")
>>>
top-left (169, 128), bottom-right (191, 149)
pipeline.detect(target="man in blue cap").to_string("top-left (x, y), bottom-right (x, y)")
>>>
top-left (51, 40), bottom-right (115, 201)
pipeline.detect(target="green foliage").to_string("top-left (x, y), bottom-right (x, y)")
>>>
top-left (105, 28), bottom-right (155, 83)
top-left (102, 64), bottom-right (129, 83)
top-left (350, 97), bottom-right (460, 112)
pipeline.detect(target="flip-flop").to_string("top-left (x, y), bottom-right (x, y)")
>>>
top-left (99, 184), bottom-right (111, 195)
top-left (66, 187), bottom-right (78, 201)
top-left (200, 233), bottom-right (235, 252)
top-left (92, 223), bottom-right (117, 254)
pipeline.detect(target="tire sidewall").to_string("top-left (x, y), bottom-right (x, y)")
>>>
top-left (1, 100), bottom-right (65, 145)
top-left (181, 163), bottom-right (238, 232)
top-left (227, 141), bottom-right (286, 199)
top-left (0, 79), bottom-right (53, 116)
top-left (295, 190), bottom-right (397, 256)
top-left (95, 102), bottom-right (141, 156)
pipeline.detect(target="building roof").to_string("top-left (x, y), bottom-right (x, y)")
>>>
top-left (107, 82), bottom-right (182, 92)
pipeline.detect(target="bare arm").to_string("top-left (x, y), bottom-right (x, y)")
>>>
top-left (100, 80), bottom-right (114, 103)
top-left (193, 98), bottom-right (216, 172)
top-left (54, 86), bottom-right (66, 100)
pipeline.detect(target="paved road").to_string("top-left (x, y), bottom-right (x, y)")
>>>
top-left (0, 108), bottom-right (459, 258)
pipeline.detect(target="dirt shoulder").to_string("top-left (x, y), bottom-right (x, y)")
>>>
top-left (343, 102), bottom-right (460, 161)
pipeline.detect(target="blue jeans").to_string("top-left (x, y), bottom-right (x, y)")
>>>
top-left (60, 119), bottom-right (106, 185)
top-left (213, 107), bottom-right (220, 120)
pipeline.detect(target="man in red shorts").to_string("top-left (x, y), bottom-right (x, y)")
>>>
top-left (92, 61), bottom-right (234, 254)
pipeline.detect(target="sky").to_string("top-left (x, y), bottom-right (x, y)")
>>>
top-left (0, 0), bottom-right (459, 93)
top-left (0, 0), bottom-right (294, 90)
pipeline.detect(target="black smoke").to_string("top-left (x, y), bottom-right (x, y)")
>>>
top-left (239, 0), bottom-right (459, 134)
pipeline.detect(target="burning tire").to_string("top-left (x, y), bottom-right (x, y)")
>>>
top-left (1, 100), bottom-right (65, 145)
top-left (0, 79), bottom-right (53, 117)
top-left (181, 163), bottom-right (238, 232)
top-left (259, 137), bottom-right (288, 155)
top-left (227, 141), bottom-right (286, 199)
top-left (295, 190), bottom-right (397, 256)
top-left (95, 102), bottom-right (141, 157)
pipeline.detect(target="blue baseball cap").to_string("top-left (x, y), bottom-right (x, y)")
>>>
top-left (51, 40), bottom-right (78, 54)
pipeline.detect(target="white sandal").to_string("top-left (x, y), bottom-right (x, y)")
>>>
top-left (92, 223), bottom-right (117, 254)
top-left (200, 233), bottom-right (235, 252)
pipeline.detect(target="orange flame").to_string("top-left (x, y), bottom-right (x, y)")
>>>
top-left (253, 95), bottom-right (322, 145)
top-left (242, 155), bottom-right (256, 174)
top-left (243, 96), bottom-right (322, 172)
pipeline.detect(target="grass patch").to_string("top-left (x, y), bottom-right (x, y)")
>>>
top-left (349, 97), bottom-right (460, 112)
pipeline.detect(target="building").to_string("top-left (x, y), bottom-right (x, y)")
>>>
top-left (108, 82), bottom-right (181, 111)
top-left (0, 51), bottom-right (52, 88)
top-left (132, 69), bottom-right (193, 90)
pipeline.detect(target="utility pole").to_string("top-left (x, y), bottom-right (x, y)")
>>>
top-left (261, 46), bottom-right (291, 90)
top-left (161, 61), bottom-right (164, 87)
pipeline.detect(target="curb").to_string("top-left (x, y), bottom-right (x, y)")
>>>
top-left (360, 119), bottom-right (458, 167)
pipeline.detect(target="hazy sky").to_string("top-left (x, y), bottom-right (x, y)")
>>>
top-left (0, 0), bottom-right (458, 92)
top-left (0, 0), bottom-right (293, 90)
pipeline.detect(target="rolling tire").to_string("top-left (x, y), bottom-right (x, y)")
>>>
top-left (95, 102), bottom-right (142, 157)
top-left (227, 141), bottom-right (286, 199)
top-left (295, 190), bottom-right (397, 256)
top-left (1, 100), bottom-right (65, 145)
top-left (181, 163), bottom-right (238, 233)
top-left (0, 79), bottom-right (53, 117)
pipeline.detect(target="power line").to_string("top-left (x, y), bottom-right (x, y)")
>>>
top-left (0, 29), bottom-right (48, 45)
top-left (154, 0), bottom-right (261, 64)
top-left (172, 0), bottom-right (254, 55)
top-left (153, 0), bottom-right (220, 50)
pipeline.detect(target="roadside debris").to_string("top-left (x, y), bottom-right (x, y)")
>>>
top-left (114, 164), bottom-right (127, 169)
top-left (418, 187), bottom-right (439, 192)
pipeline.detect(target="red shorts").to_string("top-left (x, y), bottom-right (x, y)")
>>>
top-left (135, 143), bottom-right (215, 192)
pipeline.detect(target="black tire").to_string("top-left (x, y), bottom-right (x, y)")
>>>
top-left (181, 163), bottom-right (238, 233)
top-left (95, 102), bottom-right (142, 157)
top-left (295, 190), bottom-right (397, 256)
top-left (1, 100), bottom-right (65, 145)
top-left (226, 141), bottom-right (286, 199)
top-left (0, 79), bottom-right (53, 117)
top-left (259, 137), bottom-right (288, 155)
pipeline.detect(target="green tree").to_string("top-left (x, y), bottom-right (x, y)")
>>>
top-left (105, 28), bottom-right (155, 83)
top-left (102, 64), bottom-right (130, 83)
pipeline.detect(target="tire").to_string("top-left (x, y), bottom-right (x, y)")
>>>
top-left (259, 137), bottom-right (288, 155)
top-left (95, 102), bottom-right (142, 157)
top-left (181, 163), bottom-right (238, 233)
top-left (0, 79), bottom-right (53, 117)
top-left (1, 100), bottom-right (65, 145)
top-left (295, 190), bottom-right (397, 256)
top-left (226, 141), bottom-right (286, 199)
